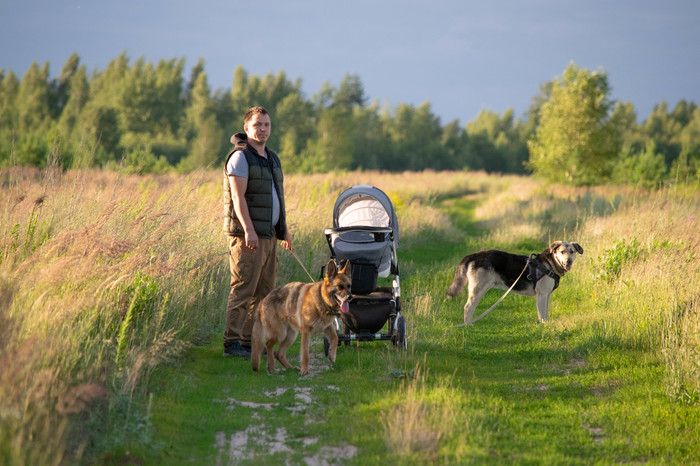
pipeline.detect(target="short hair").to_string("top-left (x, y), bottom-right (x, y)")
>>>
top-left (243, 106), bottom-right (270, 126)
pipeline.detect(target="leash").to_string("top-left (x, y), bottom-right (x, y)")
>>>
top-left (454, 256), bottom-right (532, 327)
top-left (287, 247), bottom-right (317, 282)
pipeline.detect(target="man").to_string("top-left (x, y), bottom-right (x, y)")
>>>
top-left (223, 106), bottom-right (292, 358)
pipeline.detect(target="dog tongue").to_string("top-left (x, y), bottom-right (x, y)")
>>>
top-left (340, 301), bottom-right (350, 313)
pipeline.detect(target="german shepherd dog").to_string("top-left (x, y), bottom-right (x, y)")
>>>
top-left (447, 241), bottom-right (583, 324)
top-left (251, 259), bottom-right (352, 375)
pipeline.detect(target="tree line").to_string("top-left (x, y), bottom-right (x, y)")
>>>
top-left (1, 53), bottom-right (698, 186)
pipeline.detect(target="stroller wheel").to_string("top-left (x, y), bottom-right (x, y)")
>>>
top-left (394, 314), bottom-right (407, 350)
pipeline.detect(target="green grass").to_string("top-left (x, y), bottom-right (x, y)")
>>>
top-left (116, 189), bottom-right (700, 465)
top-left (125, 295), bottom-right (699, 464)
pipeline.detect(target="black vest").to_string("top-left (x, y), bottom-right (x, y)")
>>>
top-left (223, 143), bottom-right (286, 240)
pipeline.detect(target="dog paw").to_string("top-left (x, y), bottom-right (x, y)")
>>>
top-left (454, 322), bottom-right (472, 328)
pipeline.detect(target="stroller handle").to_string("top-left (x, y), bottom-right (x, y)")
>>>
top-left (324, 226), bottom-right (393, 235)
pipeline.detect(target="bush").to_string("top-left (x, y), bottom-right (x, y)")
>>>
top-left (107, 146), bottom-right (172, 175)
top-left (614, 141), bottom-right (667, 188)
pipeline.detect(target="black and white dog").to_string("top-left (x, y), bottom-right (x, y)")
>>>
top-left (446, 241), bottom-right (584, 324)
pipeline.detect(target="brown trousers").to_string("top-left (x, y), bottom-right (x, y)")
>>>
top-left (224, 235), bottom-right (277, 347)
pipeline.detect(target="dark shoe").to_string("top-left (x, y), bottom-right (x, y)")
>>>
top-left (223, 341), bottom-right (251, 358)
top-left (241, 343), bottom-right (267, 356)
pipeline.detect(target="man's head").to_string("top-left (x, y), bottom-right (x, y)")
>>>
top-left (243, 107), bottom-right (271, 146)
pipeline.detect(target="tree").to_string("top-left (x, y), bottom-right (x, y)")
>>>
top-left (179, 70), bottom-right (223, 171)
top-left (230, 65), bottom-right (250, 119)
top-left (306, 106), bottom-right (354, 172)
top-left (183, 70), bottom-right (214, 139)
top-left (523, 81), bottom-right (553, 134)
top-left (5, 51), bottom-right (698, 181)
top-left (259, 70), bottom-right (301, 113)
top-left (332, 74), bottom-right (366, 110)
top-left (672, 106), bottom-right (700, 182)
top-left (178, 115), bottom-right (224, 171)
top-left (670, 142), bottom-right (700, 183)
top-left (231, 67), bottom-right (301, 122)
top-left (466, 108), bottom-right (527, 172)
top-left (670, 100), bottom-right (696, 128)
top-left (75, 103), bottom-right (120, 156)
top-left (527, 62), bottom-right (618, 185)
top-left (89, 52), bottom-right (129, 109)
top-left (383, 102), bottom-right (442, 170)
top-left (0, 70), bottom-right (19, 129)
top-left (184, 58), bottom-right (206, 109)
top-left (311, 80), bottom-right (334, 111)
top-left (153, 58), bottom-right (185, 135)
top-left (350, 101), bottom-right (393, 170)
top-left (642, 101), bottom-right (684, 167)
top-left (49, 53), bottom-right (80, 119)
top-left (16, 62), bottom-right (51, 131)
top-left (614, 141), bottom-right (667, 188)
top-left (119, 58), bottom-right (159, 134)
top-left (274, 92), bottom-right (315, 172)
top-left (118, 57), bottom-right (184, 137)
top-left (57, 65), bottom-right (89, 137)
top-left (609, 101), bottom-right (642, 149)
top-left (679, 106), bottom-right (700, 149)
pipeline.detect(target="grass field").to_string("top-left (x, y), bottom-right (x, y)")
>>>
top-left (1, 167), bottom-right (698, 464)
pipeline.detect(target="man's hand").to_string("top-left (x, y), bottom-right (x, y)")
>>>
top-left (245, 230), bottom-right (259, 249)
top-left (280, 231), bottom-right (292, 251)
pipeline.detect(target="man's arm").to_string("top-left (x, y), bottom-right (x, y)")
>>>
top-left (229, 175), bottom-right (258, 250)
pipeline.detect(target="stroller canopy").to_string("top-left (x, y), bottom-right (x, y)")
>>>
top-left (332, 185), bottom-right (400, 248)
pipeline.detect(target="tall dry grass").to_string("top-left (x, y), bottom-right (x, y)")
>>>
top-left (1, 166), bottom-right (228, 463)
top-left (380, 369), bottom-right (455, 462)
top-left (2, 164), bottom-right (697, 462)
top-left (472, 180), bottom-right (700, 404)
top-left (0, 166), bottom-right (494, 463)
top-left (379, 362), bottom-right (492, 463)
top-left (383, 180), bottom-right (699, 459)
top-left (573, 185), bottom-right (700, 403)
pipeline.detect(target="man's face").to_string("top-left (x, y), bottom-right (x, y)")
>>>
top-left (244, 113), bottom-right (271, 144)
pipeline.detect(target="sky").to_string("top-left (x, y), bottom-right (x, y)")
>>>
top-left (1, 0), bottom-right (699, 125)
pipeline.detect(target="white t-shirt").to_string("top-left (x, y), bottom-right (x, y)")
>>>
top-left (226, 150), bottom-right (280, 227)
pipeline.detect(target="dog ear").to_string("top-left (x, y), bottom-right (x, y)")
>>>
top-left (572, 243), bottom-right (584, 254)
top-left (549, 241), bottom-right (563, 253)
top-left (339, 260), bottom-right (351, 276)
top-left (326, 259), bottom-right (337, 279)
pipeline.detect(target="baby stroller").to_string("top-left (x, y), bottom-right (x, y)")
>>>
top-left (322, 185), bottom-right (406, 353)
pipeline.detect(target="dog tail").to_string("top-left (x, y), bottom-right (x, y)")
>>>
top-left (446, 259), bottom-right (470, 297)
top-left (251, 312), bottom-right (264, 372)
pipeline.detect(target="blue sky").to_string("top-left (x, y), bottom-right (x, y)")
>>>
top-left (1, 0), bottom-right (698, 125)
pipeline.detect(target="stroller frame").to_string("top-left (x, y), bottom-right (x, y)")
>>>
top-left (322, 186), bottom-right (407, 352)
